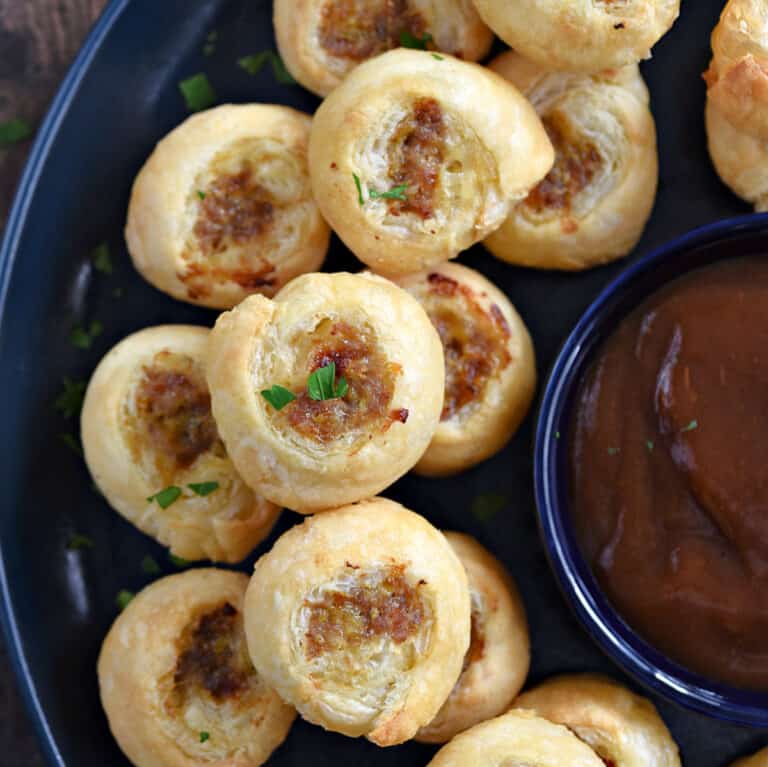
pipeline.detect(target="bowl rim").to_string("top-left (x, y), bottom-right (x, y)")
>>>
top-left (534, 211), bottom-right (768, 726)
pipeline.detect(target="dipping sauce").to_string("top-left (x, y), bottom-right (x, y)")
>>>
top-left (570, 257), bottom-right (768, 689)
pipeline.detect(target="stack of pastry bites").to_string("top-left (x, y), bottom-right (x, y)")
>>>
top-left (87, 1), bottom-right (690, 765)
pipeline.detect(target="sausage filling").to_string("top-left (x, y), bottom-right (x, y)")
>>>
top-left (387, 98), bottom-right (446, 220)
top-left (134, 351), bottom-right (222, 481)
top-left (276, 320), bottom-right (404, 444)
top-left (523, 113), bottom-right (602, 216)
top-left (422, 273), bottom-right (511, 420)
top-left (303, 564), bottom-right (426, 659)
top-left (170, 603), bottom-right (258, 706)
top-left (318, 0), bottom-right (428, 60)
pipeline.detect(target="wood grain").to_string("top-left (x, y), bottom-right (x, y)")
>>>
top-left (0, 0), bottom-right (107, 227)
top-left (0, 3), bottom-right (106, 763)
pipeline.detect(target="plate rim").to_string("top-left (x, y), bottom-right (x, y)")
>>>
top-left (0, 1), bottom-right (132, 764)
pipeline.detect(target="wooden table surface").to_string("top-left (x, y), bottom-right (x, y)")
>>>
top-left (0, 2), bottom-right (107, 762)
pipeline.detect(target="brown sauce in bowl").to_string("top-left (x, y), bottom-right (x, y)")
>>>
top-left (570, 257), bottom-right (768, 689)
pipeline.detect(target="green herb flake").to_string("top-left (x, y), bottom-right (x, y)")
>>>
top-left (112, 287), bottom-right (123, 299)
top-left (69, 320), bottom-right (103, 350)
top-left (147, 485), bottom-right (182, 509)
top-left (555, 431), bottom-right (561, 440)
top-left (399, 30), bottom-right (433, 49)
top-left (471, 493), bottom-right (507, 522)
top-left (188, 481), bottom-right (219, 497)
top-left (353, 173), bottom-right (365, 205)
top-left (141, 555), bottom-right (161, 575)
top-left (169, 553), bottom-right (192, 568)
top-left (66, 533), bottom-right (94, 551)
top-left (431, 53), bottom-right (445, 60)
top-left (91, 242), bottom-right (112, 274)
top-left (681, 419), bottom-right (699, 433)
top-left (116, 590), bottom-right (135, 611)
top-left (179, 73), bottom-right (217, 112)
top-left (238, 51), bottom-right (295, 84)
top-left (203, 30), bottom-right (218, 56)
top-left (607, 447), bottom-right (621, 456)
top-left (261, 385), bottom-right (296, 410)
top-left (368, 184), bottom-right (408, 202)
top-left (646, 440), bottom-right (655, 452)
top-left (0, 118), bottom-right (33, 147)
top-left (199, 732), bottom-right (210, 743)
top-left (307, 362), bottom-right (347, 401)
top-left (60, 432), bottom-right (83, 456)
top-left (54, 378), bottom-right (87, 419)
top-left (197, 189), bottom-right (206, 200)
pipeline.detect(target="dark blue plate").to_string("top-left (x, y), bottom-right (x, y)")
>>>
top-left (0, 1), bottom-right (766, 765)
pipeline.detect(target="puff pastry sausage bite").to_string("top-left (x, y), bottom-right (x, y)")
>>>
top-left (126, 104), bottom-right (329, 309)
top-left (485, 52), bottom-right (658, 271)
top-left (471, 0), bottom-right (679, 74)
top-left (416, 532), bottom-right (529, 743)
top-left (308, 49), bottom-right (554, 275)
top-left (98, 569), bottom-right (295, 767)
top-left (274, 0), bottom-right (493, 97)
top-left (426, 710), bottom-right (605, 767)
top-left (206, 272), bottom-right (444, 513)
top-left (395, 263), bottom-right (535, 475)
top-left (81, 325), bottom-right (280, 562)
top-left (513, 674), bottom-right (681, 767)
top-left (732, 747), bottom-right (768, 767)
top-left (705, 0), bottom-right (768, 210)
top-left (243, 498), bottom-right (471, 745)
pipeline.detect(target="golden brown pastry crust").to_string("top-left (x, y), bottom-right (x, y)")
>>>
top-left (705, 0), bottom-right (768, 209)
top-left (485, 52), bottom-right (658, 271)
top-left (242, 498), bottom-right (471, 746)
top-left (394, 263), bottom-right (536, 475)
top-left (416, 532), bottom-right (529, 743)
top-left (706, 0), bottom-right (768, 140)
top-left (81, 325), bottom-right (281, 562)
top-left (731, 746), bottom-right (768, 767)
top-left (274, 0), bottom-right (493, 97)
top-left (308, 49), bottom-right (554, 275)
top-left (126, 104), bottom-right (329, 309)
top-left (425, 709), bottom-right (605, 766)
top-left (470, 0), bottom-right (680, 73)
top-left (206, 271), bottom-right (444, 513)
top-left (514, 674), bottom-right (681, 767)
top-left (98, 569), bottom-right (295, 767)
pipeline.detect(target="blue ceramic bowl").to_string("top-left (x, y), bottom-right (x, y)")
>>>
top-left (534, 213), bottom-right (768, 727)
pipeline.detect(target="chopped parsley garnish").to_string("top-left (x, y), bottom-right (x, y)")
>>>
top-left (179, 73), bottom-right (217, 112)
top-left (169, 553), bottom-right (192, 568)
top-left (66, 533), bottom-right (94, 551)
top-left (369, 184), bottom-right (408, 202)
top-left (607, 447), bottom-right (621, 456)
top-left (238, 51), bottom-right (295, 84)
top-left (431, 53), bottom-right (444, 60)
top-left (60, 432), bottom-right (83, 456)
top-left (141, 555), bottom-right (161, 575)
top-left (54, 377), bottom-right (87, 419)
top-left (91, 242), bottom-right (112, 274)
top-left (681, 419), bottom-right (699, 433)
top-left (69, 320), bottom-right (103, 350)
top-left (261, 385), bottom-right (296, 410)
top-left (147, 485), bottom-right (182, 509)
top-left (188, 481), bottom-right (219, 497)
top-left (471, 493), bottom-right (507, 522)
top-left (0, 118), bottom-right (33, 147)
top-left (116, 590), bottom-right (135, 610)
top-left (555, 431), bottom-right (561, 440)
top-left (399, 30), bottom-right (433, 49)
top-left (308, 362), bottom-right (348, 401)
top-left (353, 173), bottom-right (365, 205)
top-left (197, 190), bottom-right (206, 200)
top-left (199, 732), bottom-right (210, 743)
top-left (646, 440), bottom-right (655, 452)
top-left (203, 30), bottom-right (218, 56)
